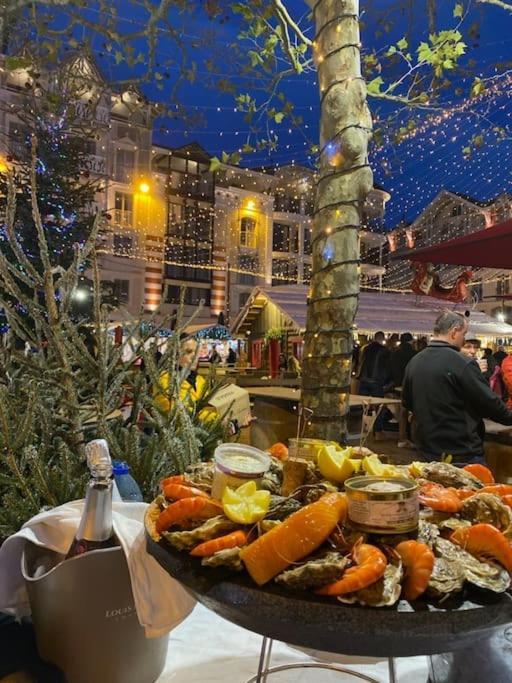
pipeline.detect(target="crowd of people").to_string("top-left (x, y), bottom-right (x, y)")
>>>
top-left (356, 317), bottom-right (512, 461)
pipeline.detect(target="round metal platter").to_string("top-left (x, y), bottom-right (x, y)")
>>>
top-left (146, 531), bottom-right (512, 658)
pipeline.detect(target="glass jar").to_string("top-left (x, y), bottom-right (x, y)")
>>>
top-left (210, 444), bottom-right (270, 500)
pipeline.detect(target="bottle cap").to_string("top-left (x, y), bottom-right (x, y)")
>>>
top-left (113, 460), bottom-right (130, 475)
top-left (85, 439), bottom-right (113, 478)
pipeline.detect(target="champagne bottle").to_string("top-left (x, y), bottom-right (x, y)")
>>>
top-left (66, 439), bottom-right (118, 559)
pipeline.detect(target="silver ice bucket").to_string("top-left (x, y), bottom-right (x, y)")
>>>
top-left (22, 542), bottom-right (168, 683)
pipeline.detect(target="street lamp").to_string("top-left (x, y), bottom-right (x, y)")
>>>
top-left (138, 181), bottom-right (150, 194)
top-left (72, 288), bottom-right (89, 302)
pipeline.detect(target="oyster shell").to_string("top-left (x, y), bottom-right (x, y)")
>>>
top-left (427, 556), bottom-right (465, 598)
top-left (259, 519), bottom-right (282, 533)
top-left (460, 493), bottom-right (512, 532)
top-left (265, 495), bottom-right (302, 520)
top-left (339, 562), bottom-right (403, 607)
top-left (275, 552), bottom-right (349, 591)
top-left (434, 537), bottom-right (510, 593)
top-left (162, 516), bottom-right (238, 551)
top-left (417, 519), bottom-right (440, 547)
top-left (202, 547), bottom-right (243, 571)
top-left (436, 517), bottom-right (471, 533)
top-left (303, 482), bottom-right (338, 505)
top-left (260, 459), bottom-right (283, 494)
top-left (421, 462), bottom-right (483, 490)
top-left (185, 461), bottom-right (214, 490)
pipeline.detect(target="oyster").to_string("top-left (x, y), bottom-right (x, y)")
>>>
top-left (434, 537), bottom-right (510, 593)
top-left (460, 493), bottom-right (512, 532)
top-left (185, 461), bottom-right (214, 490)
top-left (259, 519), bottom-right (282, 533)
top-left (303, 482), bottom-right (338, 505)
top-left (265, 495), bottom-right (302, 520)
top-left (339, 562), bottom-right (403, 607)
top-left (162, 516), bottom-right (238, 551)
top-left (260, 459), bottom-right (283, 494)
top-left (421, 462), bottom-right (483, 490)
top-left (202, 547), bottom-right (243, 571)
top-left (437, 517), bottom-right (471, 533)
top-left (304, 460), bottom-right (323, 485)
top-left (427, 557), bottom-right (465, 598)
top-left (275, 552), bottom-right (349, 591)
top-left (417, 519), bottom-right (440, 546)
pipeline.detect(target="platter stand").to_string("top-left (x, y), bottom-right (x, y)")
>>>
top-left (246, 635), bottom-right (395, 683)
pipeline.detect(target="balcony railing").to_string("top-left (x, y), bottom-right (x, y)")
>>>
top-left (82, 154), bottom-right (107, 176)
top-left (113, 209), bottom-right (133, 228)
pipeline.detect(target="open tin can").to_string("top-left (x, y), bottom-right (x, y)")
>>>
top-left (345, 475), bottom-right (419, 534)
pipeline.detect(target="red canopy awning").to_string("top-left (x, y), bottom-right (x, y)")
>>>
top-left (399, 218), bottom-right (512, 269)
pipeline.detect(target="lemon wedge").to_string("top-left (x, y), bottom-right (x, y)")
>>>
top-left (222, 481), bottom-right (271, 524)
top-left (318, 445), bottom-right (358, 483)
top-left (362, 454), bottom-right (401, 478)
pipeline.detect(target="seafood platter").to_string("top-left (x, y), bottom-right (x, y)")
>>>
top-left (146, 441), bottom-right (512, 656)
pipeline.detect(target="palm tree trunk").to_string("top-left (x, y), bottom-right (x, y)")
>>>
top-left (301, 0), bottom-right (373, 441)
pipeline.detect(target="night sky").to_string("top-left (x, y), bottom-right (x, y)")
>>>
top-left (86, 0), bottom-right (512, 229)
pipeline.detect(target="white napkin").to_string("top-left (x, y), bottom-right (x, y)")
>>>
top-left (0, 500), bottom-right (196, 637)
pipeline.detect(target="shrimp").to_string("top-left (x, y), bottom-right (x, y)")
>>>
top-left (163, 483), bottom-right (209, 501)
top-left (463, 464), bottom-right (495, 485)
top-left (419, 482), bottom-right (462, 513)
top-left (268, 442), bottom-right (289, 461)
top-left (395, 540), bottom-right (435, 601)
top-left (501, 495), bottom-right (512, 509)
top-left (451, 523), bottom-right (512, 573)
top-left (479, 484), bottom-right (512, 497)
top-left (316, 542), bottom-right (387, 596)
top-left (452, 488), bottom-right (476, 501)
top-left (156, 496), bottom-right (223, 533)
top-left (190, 530), bottom-right (248, 557)
top-left (160, 475), bottom-right (185, 490)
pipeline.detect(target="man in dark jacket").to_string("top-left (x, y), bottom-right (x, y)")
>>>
top-left (358, 331), bottom-right (391, 435)
top-left (403, 310), bottom-right (512, 463)
top-left (390, 332), bottom-right (416, 388)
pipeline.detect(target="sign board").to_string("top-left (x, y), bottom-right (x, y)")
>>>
top-left (208, 384), bottom-right (251, 427)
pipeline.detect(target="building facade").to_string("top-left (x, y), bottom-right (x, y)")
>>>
top-left (0, 53), bottom-right (391, 327)
top-left (382, 190), bottom-right (512, 320)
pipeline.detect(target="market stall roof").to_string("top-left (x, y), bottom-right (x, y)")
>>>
top-left (231, 285), bottom-right (512, 337)
top-left (396, 217), bottom-right (512, 269)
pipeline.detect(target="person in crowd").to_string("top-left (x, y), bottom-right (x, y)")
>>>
top-left (358, 331), bottom-right (392, 437)
top-left (494, 345), bottom-right (508, 367)
top-left (226, 346), bottom-right (237, 367)
top-left (403, 310), bottom-right (512, 464)
top-left (154, 336), bottom-right (207, 413)
top-left (209, 346), bottom-right (221, 364)
top-left (415, 336), bottom-right (428, 352)
top-left (501, 354), bottom-right (512, 408)
top-left (389, 332), bottom-right (416, 388)
top-left (278, 353), bottom-right (288, 375)
top-left (288, 353), bottom-right (301, 375)
top-left (387, 333), bottom-right (400, 351)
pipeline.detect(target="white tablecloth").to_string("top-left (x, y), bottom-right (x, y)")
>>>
top-left (157, 604), bottom-right (429, 682)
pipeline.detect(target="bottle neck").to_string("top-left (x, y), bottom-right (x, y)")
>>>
top-left (76, 477), bottom-right (113, 542)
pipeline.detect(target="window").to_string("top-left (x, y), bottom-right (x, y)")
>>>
top-left (166, 285), bottom-right (211, 307)
top-left (113, 234), bottom-right (133, 253)
top-left (114, 192), bottom-right (133, 227)
top-left (273, 223), bottom-right (298, 252)
top-left (303, 226), bottom-right (312, 255)
top-left (113, 279), bottom-right (130, 304)
top-left (114, 148), bottom-right (135, 183)
top-left (451, 204), bottom-right (462, 217)
top-left (164, 244), bottom-right (212, 282)
top-left (240, 216), bottom-right (257, 248)
top-left (238, 254), bottom-right (258, 286)
top-left (272, 259), bottom-right (297, 286)
top-left (303, 262), bottom-right (312, 284)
